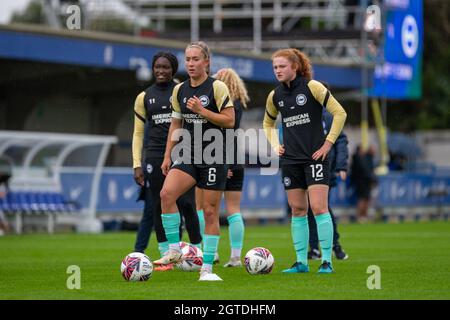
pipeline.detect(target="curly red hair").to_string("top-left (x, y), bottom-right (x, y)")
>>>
top-left (271, 48), bottom-right (313, 80)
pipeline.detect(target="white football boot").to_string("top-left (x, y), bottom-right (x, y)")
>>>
top-left (153, 249), bottom-right (183, 265)
top-left (223, 258), bottom-right (242, 268)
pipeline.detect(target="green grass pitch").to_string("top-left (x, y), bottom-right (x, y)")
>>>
top-left (0, 221), bottom-right (449, 300)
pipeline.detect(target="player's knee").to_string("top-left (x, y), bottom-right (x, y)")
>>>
top-left (160, 187), bottom-right (175, 205)
top-left (203, 204), bottom-right (218, 221)
top-left (290, 203), bottom-right (307, 215)
top-left (310, 203), bottom-right (328, 215)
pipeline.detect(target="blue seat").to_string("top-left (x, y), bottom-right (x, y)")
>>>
top-left (7, 192), bottom-right (21, 212)
top-left (26, 192), bottom-right (41, 213)
top-left (42, 192), bottom-right (58, 212)
top-left (0, 195), bottom-right (10, 212)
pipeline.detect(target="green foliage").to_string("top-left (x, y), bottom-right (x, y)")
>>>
top-left (10, 0), bottom-right (44, 25)
top-left (87, 16), bottom-right (135, 35)
top-left (416, 0), bottom-right (450, 129)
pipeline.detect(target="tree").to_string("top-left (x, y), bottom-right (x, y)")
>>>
top-left (10, 0), bottom-right (44, 25)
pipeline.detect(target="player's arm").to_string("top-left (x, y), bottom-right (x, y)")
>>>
top-left (161, 85), bottom-right (183, 175)
top-left (132, 92), bottom-right (146, 186)
top-left (308, 80), bottom-right (347, 144)
top-left (187, 81), bottom-right (235, 128)
top-left (335, 131), bottom-right (349, 172)
top-left (262, 90), bottom-right (282, 154)
top-left (309, 80), bottom-right (347, 161)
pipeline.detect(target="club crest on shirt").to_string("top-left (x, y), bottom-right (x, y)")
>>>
top-left (199, 95), bottom-right (210, 107)
top-left (278, 101), bottom-right (284, 107)
top-left (296, 94), bottom-right (307, 106)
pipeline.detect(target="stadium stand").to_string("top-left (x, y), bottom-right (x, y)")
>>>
top-left (0, 131), bottom-right (117, 234)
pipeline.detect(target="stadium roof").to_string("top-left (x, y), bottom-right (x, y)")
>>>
top-left (0, 23), bottom-right (362, 88)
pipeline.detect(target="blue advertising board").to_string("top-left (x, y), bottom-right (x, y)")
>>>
top-left (60, 168), bottom-right (450, 213)
top-left (370, 0), bottom-right (423, 99)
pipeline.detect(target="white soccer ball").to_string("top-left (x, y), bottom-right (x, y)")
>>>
top-left (244, 247), bottom-right (274, 275)
top-left (121, 252), bottom-right (153, 281)
top-left (176, 241), bottom-right (203, 272)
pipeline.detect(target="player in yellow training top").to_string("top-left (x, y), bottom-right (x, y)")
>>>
top-left (153, 41), bottom-right (235, 282)
top-left (263, 48), bottom-right (347, 274)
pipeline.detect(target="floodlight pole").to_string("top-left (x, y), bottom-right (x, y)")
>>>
top-left (191, 0), bottom-right (200, 42)
top-left (360, 0), bottom-right (369, 152)
top-left (253, 0), bottom-right (262, 54)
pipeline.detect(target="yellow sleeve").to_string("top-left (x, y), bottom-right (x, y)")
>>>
top-left (262, 90), bottom-right (281, 152)
top-left (171, 83), bottom-right (183, 119)
top-left (213, 80), bottom-right (234, 111)
top-left (132, 92), bottom-right (146, 169)
top-left (308, 80), bottom-right (347, 144)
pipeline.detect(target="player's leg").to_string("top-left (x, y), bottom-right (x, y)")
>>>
top-left (308, 184), bottom-right (334, 273)
top-left (199, 188), bottom-right (223, 281)
top-left (282, 164), bottom-right (310, 273)
top-left (307, 205), bottom-right (321, 260)
top-left (329, 205), bottom-right (349, 260)
top-left (283, 188), bottom-right (310, 273)
top-left (224, 191), bottom-right (244, 267)
top-left (195, 187), bottom-right (205, 246)
top-left (154, 166), bottom-right (197, 265)
top-left (305, 160), bottom-right (334, 273)
top-left (177, 186), bottom-right (202, 248)
top-left (223, 165), bottom-right (245, 267)
top-left (198, 164), bottom-right (227, 281)
top-left (134, 183), bottom-right (153, 253)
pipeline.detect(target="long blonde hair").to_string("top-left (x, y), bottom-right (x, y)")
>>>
top-left (271, 48), bottom-right (313, 80)
top-left (214, 68), bottom-right (250, 108)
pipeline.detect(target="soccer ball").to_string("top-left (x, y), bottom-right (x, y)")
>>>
top-left (120, 252), bottom-right (153, 281)
top-left (244, 247), bottom-right (274, 275)
top-left (176, 241), bottom-right (203, 272)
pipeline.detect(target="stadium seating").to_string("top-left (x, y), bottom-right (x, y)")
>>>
top-left (0, 190), bottom-right (80, 234)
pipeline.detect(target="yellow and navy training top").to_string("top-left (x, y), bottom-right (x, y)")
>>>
top-left (263, 76), bottom-right (347, 164)
top-left (171, 76), bottom-right (234, 163)
top-left (132, 81), bottom-right (176, 168)
top-left (228, 99), bottom-right (244, 168)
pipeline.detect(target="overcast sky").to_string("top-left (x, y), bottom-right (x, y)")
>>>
top-left (0, 0), bottom-right (32, 24)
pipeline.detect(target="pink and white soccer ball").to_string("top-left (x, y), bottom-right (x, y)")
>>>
top-left (120, 252), bottom-right (153, 281)
top-left (176, 241), bottom-right (203, 272)
top-left (244, 247), bottom-right (274, 275)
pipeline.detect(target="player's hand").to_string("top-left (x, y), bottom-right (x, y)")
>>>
top-left (161, 157), bottom-right (172, 176)
top-left (133, 167), bottom-right (145, 187)
top-left (312, 140), bottom-right (333, 161)
top-left (187, 96), bottom-right (203, 114)
top-left (227, 169), bottom-right (233, 179)
top-left (338, 170), bottom-right (347, 181)
top-left (278, 144), bottom-right (285, 156)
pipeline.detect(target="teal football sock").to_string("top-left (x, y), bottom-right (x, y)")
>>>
top-left (292, 216), bottom-right (309, 266)
top-left (158, 241), bottom-right (169, 258)
top-left (161, 213), bottom-right (181, 245)
top-left (197, 209), bottom-right (205, 242)
top-left (203, 234), bottom-right (220, 268)
top-left (192, 242), bottom-right (202, 249)
top-left (315, 212), bottom-right (334, 265)
top-left (227, 213), bottom-right (245, 257)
